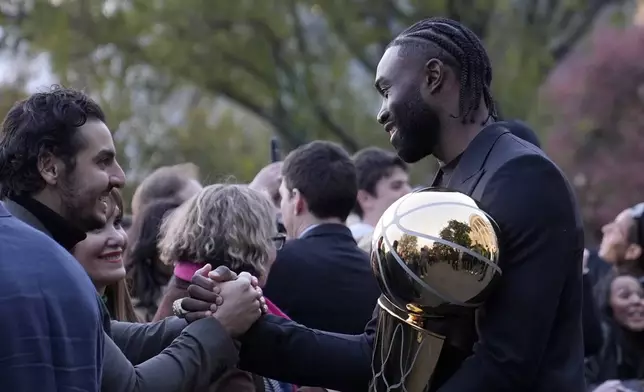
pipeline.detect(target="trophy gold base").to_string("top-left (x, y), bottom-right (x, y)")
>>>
top-left (369, 296), bottom-right (446, 392)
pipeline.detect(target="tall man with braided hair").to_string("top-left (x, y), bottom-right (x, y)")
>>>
top-left (182, 17), bottom-right (585, 392)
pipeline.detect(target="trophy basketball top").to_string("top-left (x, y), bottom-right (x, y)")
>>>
top-left (370, 187), bottom-right (502, 317)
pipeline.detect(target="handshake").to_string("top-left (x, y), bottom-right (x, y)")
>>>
top-left (172, 264), bottom-right (267, 337)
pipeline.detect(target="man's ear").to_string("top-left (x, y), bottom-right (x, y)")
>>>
top-left (424, 58), bottom-right (445, 94)
top-left (292, 188), bottom-right (306, 216)
top-left (38, 152), bottom-right (61, 186)
top-left (357, 189), bottom-right (374, 212)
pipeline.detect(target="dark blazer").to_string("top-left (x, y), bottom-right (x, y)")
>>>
top-left (0, 202), bottom-right (104, 392)
top-left (264, 223), bottom-right (380, 334)
top-left (238, 123), bottom-right (586, 392)
top-left (582, 273), bottom-right (603, 357)
top-left (4, 198), bottom-right (240, 392)
top-left (586, 249), bottom-right (611, 287)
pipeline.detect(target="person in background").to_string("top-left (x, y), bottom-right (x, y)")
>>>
top-left (249, 161), bottom-right (286, 235)
top-left (586, 273), bottom-right (644, 391)
top-left (156, 183), bottom-right (294, 392)
top-left (74, 189), bottom-right (139, 322)
top-left (350, 147), bottom-right (411, 252)
top-left (263, 141), bottom-right (381, 335)
top-left (128, 198), bottom-right (183, 321)
top-left (597, 203), bottom-right (644, 281)
top-left (130, 162), bottom-right (202, 217)
top-left (501, 120), bottom-right (541, 148)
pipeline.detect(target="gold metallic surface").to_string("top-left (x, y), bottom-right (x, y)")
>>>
top-left (369, 188), bottom-right (502, 392)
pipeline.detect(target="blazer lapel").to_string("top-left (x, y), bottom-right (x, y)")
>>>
top-left (446, 123), bottom-right (510, 196)
top-left (430, 169), bottom-right (443, 187)
top-left (3, 199), bottom-right (53, 238)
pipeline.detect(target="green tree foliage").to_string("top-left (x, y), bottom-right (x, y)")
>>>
top-left (0, 0), bottom-right (620, 192)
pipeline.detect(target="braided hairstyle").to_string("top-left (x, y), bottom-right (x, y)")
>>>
top-left (389, 17), bottom-right (497, 124)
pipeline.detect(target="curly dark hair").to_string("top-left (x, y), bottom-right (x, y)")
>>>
top-left (0, 85), bottom-right (105, 199)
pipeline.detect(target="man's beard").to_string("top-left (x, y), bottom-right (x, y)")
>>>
top-left (59, 174), bottom-right (107, 232)
top-left (391, 88), bottom-right (441, 163)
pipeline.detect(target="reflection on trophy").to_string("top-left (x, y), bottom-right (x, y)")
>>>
top-left (369, 187), bottom-right (502, 392)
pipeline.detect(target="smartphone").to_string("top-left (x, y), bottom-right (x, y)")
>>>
top-left (270, 137), bottom-right (281, 163)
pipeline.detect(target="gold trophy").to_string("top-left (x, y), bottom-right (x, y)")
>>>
top-left (369, 187), bottom-right (501, 392)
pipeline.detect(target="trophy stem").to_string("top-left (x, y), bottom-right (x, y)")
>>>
top-left (369, 296), bottom-right (446, 392)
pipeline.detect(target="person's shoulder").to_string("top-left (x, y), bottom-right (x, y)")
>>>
top-left (0, 216), bottom-right (73, 263)
top-left (0, 214), bottom-right (94, 292)
top-left (275, 238), bottom-right (305, 264)
top-left (272, 236), bottom-right (327, 274)
top-left (0, 213), bottom-right (58, 248)
top-left (489, 143), bottom-right (569, 193)
top-left (482, 145), bottom-right (580, 221)
top-left (494, 130), bottom-right (552, 165)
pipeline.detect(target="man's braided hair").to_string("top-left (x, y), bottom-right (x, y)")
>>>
top-left (389, 17), bottom-right (497, 124)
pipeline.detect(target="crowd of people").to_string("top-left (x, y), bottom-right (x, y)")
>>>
top-left (0, 16), bottom-right (641, 392)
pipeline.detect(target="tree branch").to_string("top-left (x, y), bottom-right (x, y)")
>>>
top-left (549, 0), bottom-right (617, 62)
top-left (205, 79), bottom-right (304, 146)
top-left (327, 16), bottom-right (378, 74)
top-left (287, 0), bottom-right (359, 151)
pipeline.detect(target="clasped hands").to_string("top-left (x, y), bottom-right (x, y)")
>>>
top-left (177, 264), bottom-right (267, 337)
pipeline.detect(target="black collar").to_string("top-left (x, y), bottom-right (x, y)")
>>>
top-left (300, 223), bottom-right (354, 240)
top-left (431, 123), bottom-right (509, 192)
top-left (8, 196), bottom-right (87, 251)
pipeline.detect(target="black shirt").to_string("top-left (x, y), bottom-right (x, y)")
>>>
top-left (435, 154), bottom-right (462, 188)
top-left (11, 195), bottom-right (86, 251)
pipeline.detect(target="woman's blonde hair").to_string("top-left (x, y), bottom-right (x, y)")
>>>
top-left (158, 184), bottom-right (277, 278)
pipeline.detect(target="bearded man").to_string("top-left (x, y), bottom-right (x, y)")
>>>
top-left (184, 17), bottom-right (585, 392)
top-left (0, 87), bottom-right (261, 392)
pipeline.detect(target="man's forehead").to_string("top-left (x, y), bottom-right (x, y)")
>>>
top-left (77, 119), bottom-right (116, 153)
top-left (613, 210), bottom-right (636, 235)
top-left (381, 166), bottom-right (408, 181)
top-left (376, 46), bottom-right (422, 84)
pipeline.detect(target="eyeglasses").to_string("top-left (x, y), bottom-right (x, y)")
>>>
top-left (272, 234), bottom-right (287, 250)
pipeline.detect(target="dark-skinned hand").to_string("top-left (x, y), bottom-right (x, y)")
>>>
top-left (183, 264), bottom-right (267, 326)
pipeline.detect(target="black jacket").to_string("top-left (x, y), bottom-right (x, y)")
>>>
top-left (238, 123), bottom-right (586, 392)
top-left (264, 223), bottom-right (380, 334)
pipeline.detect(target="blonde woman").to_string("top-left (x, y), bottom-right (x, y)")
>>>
top-left (155, 184), bottom-right (292, 392)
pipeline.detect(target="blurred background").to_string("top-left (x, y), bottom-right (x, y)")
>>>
top-left (1, 0), bottom-right (643, 244)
